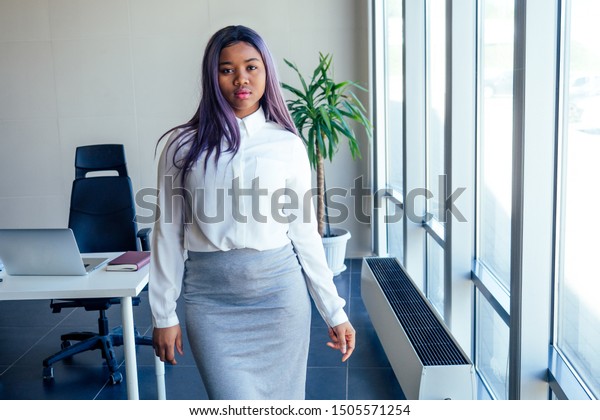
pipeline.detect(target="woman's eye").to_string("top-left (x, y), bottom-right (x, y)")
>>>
top-left (248, 65), bottom-right (257, 71)
top-left (221, 68), bottom-right (233, 74)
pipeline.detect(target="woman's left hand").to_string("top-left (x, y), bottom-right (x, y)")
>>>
top-left (327, 321), bottom-right (356, 362)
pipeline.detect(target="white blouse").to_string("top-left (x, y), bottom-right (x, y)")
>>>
top-left (149, 107), bottom-right (348, 329)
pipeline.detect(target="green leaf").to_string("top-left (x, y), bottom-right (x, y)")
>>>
top-left (315, 125), bottom-right (327, 159)
top-left (283, 52), bottom-right (371, 166)
top-left (306, 127), bottom-right (317, 169)
top-left (284, 59), bottom-right (310, 97)
top-left (281, 83), bottom-right (307, 102)
top-left (318, 105), bottom-right (333, 132)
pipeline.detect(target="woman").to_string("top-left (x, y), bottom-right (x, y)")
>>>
top-left (149, 25), bottom-right (355, 400)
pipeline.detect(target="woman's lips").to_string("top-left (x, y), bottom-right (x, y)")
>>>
top-left (234, 89), bottom-right (251, 99)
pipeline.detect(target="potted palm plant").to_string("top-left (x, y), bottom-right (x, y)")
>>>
top-left (282, 53), bottom-right (372, 275)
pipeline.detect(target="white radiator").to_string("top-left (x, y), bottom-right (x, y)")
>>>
top-left (361, 257), bottom-right (476, 400)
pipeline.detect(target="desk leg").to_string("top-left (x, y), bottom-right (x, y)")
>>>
top-left (155, 356), bottom-right (166, 400)
top-left (120, 296), bottom-right (139, 400)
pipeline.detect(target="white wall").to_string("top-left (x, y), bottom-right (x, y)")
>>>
top-left (0, 0), bottom-right (371, 257)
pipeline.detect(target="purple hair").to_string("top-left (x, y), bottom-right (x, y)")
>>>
top-left (159, 25), bottom-right (297, 184)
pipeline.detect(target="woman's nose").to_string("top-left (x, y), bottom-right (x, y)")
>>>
top-left (234, 72), bottom-right (249, 85)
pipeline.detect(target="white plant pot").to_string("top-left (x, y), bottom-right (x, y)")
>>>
top-left (321, 228), bottom-right (351, 276)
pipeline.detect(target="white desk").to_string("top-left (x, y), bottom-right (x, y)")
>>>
top-left (0, 253), bottom-right (166, 400)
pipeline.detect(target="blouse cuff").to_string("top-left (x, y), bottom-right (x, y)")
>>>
top-left (152, 314), bottom-right (180, 329)
top-left (328, 309), bottom-right (350, 328)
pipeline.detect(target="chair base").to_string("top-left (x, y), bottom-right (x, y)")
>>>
top-left (42, 327), bottom-right (152, 384)
top-left (42, 366), bottom-right (124, 386)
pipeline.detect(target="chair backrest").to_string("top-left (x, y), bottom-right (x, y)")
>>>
top-left (74, 144), bottom-right (128, 179)
top-left (68, 144), bottom-right (140, 253)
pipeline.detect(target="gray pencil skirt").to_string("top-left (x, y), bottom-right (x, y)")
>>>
top-left (182, 243), bottom-right (311, 400)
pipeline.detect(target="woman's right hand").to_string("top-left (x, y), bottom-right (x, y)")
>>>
top-left (152, 324), bottom-right (184, 365)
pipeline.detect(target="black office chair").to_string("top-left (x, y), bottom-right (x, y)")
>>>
top-left (42, 144), bottom-right (153, 385)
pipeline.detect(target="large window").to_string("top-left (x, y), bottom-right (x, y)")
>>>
top-left (556, 0), bottom-right (600, 398)
top-left (426, 234), bottom-right (444, 316)
top-left (476, 289), bottom-right (509, 400)
top-left (474, 0), bottom-right (514, 397)
top-left (425, 0), bottom-right (446, 223)
top-left (425, 0), bottom-right (447, 319)
top-left (386, 0), bottom-right (404, 192)
top-left (374, 0), bottom-right (598, 401)
top-left (477, 0), bottom-right (514, 290)
top-left (384, 0), bottom-right (404, 264)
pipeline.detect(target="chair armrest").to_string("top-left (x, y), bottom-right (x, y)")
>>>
top-left (137, 228), bottom-right (152, 251)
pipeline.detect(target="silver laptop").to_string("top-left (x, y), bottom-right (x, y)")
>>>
top-left (0, 228), bottom-right (109, 276)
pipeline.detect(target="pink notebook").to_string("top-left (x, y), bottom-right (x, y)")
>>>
top-left (106, 251), bottom-right (150, 271)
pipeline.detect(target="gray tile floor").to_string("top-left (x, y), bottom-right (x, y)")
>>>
top-left (0, 259), bottom-right (405, 400)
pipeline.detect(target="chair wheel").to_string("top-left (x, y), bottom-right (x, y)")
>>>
top-left (110, 372), bottom-right (123, 385)
top-left (43, 366), bottom-right (54, 381)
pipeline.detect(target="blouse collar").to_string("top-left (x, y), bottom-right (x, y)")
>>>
top-left (237, 107), bottom-right (266, 138)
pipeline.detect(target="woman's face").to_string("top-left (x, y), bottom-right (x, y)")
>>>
top-left (218, 42), bottom-right (266, 119)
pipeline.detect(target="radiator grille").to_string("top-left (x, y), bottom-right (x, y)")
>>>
top-left (365, 257), bottom-right (470, 366)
